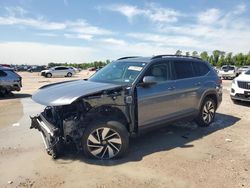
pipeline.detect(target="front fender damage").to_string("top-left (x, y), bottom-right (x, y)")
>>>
top-left (30, 87), bottom-right (131, 159)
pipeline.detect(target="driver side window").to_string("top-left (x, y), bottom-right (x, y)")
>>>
top-left (143, 62), bottom-right (171, 83)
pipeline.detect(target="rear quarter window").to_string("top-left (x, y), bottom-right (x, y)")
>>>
top-left (192, 62), bottom-right (210, 77)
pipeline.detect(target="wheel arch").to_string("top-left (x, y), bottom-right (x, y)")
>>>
top-left (86, 105), bottom-right (130, 132)
top-left (199, 90), bottom-right (219, 110)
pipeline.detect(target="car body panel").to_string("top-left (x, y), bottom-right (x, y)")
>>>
top-left (0, 67), bottom-right (22, 92)
top-left (32, 80), bottom-right (122, 106)
top-left (137, 80), bottom-right (177, 126)
top-left (231, 71), bottom-right (250, 101)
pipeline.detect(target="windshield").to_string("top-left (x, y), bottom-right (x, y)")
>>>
top-left (245, 69), bottom-right (250, 75)
top-left (89, 61), bottom-right (146, 84)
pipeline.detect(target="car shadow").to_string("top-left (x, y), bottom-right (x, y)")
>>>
top-left (58, 113), bottom-right (240, 166)
top-left (233, 100), bottom-right (250, 107)
top-left (0, 93), bottom-right (31, 100)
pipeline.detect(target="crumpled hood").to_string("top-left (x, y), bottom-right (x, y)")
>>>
top-left (32, 80), bottom-right (120, 106)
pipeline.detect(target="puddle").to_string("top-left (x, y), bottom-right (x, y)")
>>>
top-left (0, 99), bottom-right (24, 129)
top-left (0, 97), bottom-right (44, 129)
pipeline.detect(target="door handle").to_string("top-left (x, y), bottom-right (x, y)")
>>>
top-left (168, 86), bottom-right (175, 90)
top-left (195, 82), bottom-right (201, 86)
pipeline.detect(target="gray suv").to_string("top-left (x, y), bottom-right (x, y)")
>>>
top-left (30, 55), bottom-right (222, 159)
top-left (0, 66), bottom-right (22, 96)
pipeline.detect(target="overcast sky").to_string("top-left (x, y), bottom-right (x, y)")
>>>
top-left (0, 0), bottom-right (250, 65)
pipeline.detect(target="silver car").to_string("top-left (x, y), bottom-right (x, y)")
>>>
top-left (30, 55), bottom-right (222, 159)
top-left (41, 66), bottom-right (76, 78)
top-left (0, 66), bottom-right (22, 96)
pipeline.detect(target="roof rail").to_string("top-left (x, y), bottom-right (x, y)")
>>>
top-left (117, 56), bottom-right (141, 60)
top-left (151, 54), bottom-right (202, 60)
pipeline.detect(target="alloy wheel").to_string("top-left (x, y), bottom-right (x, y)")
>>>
top-left (202, 101), bottom-right (215, 124)
top-left (87, 127), bottom-right (122, 159)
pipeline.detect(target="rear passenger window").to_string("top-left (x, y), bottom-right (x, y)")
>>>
top-left (173, 61), bottom-right (194, 79)
top-left (192, 62), bottom-right (210, 76)
top-left (0, 70), bottom-right (7, 77)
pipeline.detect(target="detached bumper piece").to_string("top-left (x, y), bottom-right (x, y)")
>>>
top-left (30, 115), bottom-right (63, 159)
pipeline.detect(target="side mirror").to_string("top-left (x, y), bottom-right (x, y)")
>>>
top-left (140, 76), bottom-right (157, 87)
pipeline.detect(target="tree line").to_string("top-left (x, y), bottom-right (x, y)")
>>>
top-left (48, 60), bottom-right (111, 70)
top-left (47, 50), bottom-right (250, 69)
top-left (175, 50), bottom-right (250, 67)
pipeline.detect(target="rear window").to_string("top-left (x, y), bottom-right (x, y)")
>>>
top-left (222, 66), bottom-right (234, 70)
top-left (192, 62), bottom-right (210, 77)
top-left (173, 61), bottom-right (194, 79)
top-left (0, 70), bottom-right (7, 77)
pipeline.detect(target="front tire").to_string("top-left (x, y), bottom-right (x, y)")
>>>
top-left (46, 73), bottom-right (52, 78)
top-left (82, 120), bottom-right (129, 160)
top-left (195, 97), bottom-right (216, 127)
top-left (67, 72), bottom-right (72, 77)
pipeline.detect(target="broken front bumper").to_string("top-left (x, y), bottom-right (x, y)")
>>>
top-left (30, 114), bottom-right (63, 158)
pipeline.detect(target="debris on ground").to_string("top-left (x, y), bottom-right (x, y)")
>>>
top-left (225, 138), bottom-right (232, 142)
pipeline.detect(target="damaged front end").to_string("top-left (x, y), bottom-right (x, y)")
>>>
top-left (30, 100), bottom-right (90, 158)
top-left (30, 84), bottom-right (131, 159)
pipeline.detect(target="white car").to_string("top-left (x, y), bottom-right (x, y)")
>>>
top-left (238, 66), bottom-right (250, 74)
top-left (218, 65), bottom-right (239, 79)
top-left (41, 66), bottom-right (76, 78)
top-left (231, 69), bottom-right (250, 102)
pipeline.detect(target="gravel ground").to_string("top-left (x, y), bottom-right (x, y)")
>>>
top-left (0, 72), bottom-right (249, 188)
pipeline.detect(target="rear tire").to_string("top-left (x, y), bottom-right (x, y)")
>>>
top-left (82, 119), bottom-right (129, 160)
top-left (46, 73), bottom-right (52, 78)
top-left (67, 72), bottom-right (72, 77)
top-left (195, 97), bottom-right (216, 127)
top-left (0, 88), bottom-right (7, 97)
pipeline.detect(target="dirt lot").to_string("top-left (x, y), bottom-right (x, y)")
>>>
top-left (0, 71), bottom-right (250, 188)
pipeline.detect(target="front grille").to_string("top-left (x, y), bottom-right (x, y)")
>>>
top-left (238, 81), bottom-right (250, 90)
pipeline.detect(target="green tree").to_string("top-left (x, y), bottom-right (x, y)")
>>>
top-left (175, 50), bottom-right (182, 55)
top-left (225, 52), bottom-right (233, 65)
top-left (200, 51), bottom-right (209, 61)
top-left (208, 55), bottom-right (215, 66)
top-left (246, 52), bottom-right (250, 65)
top-left (218, 53), bottom-right (226, 67)
top-left (234, 53), bottom-right (245, 67)
top-left (192, 51), bottom-right (198, 57)
top-left (185, 52), bottom-right (190, 56)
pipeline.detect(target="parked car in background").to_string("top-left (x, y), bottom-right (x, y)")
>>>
top-left (69, 66), bottom-right (80, 73)
top-left (0, 66), bottom-right (22, 96)
top-left (31, 55), bottom-right (222, 160)
top-left (238, 66), bottom-right (250, 74)
top-left (0, 64), bottom-right (11, 68)
top-left (40, 66), bottom-right (76, 78)
top-left (27, 66), bottom-right (46, 73)
top-left (231, 69), bottom-right (250, 102)
top-left (218, 65), bottom-right (239, 79)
